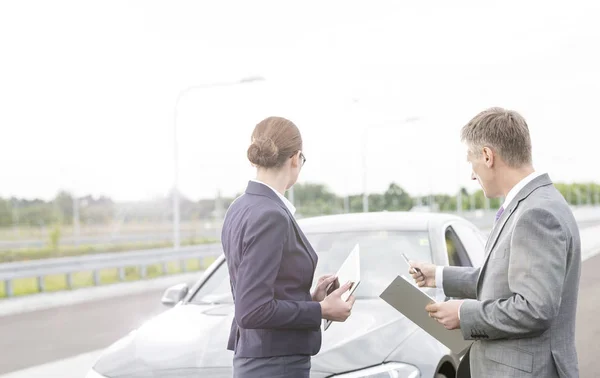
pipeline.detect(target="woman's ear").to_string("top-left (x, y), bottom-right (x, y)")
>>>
top-left (290, 150), bottom-right (301, 168)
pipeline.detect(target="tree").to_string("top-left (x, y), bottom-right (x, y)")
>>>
top-left (383, 183), bottom-right (412, 211)
top-left (367, 193), bottom-right (386, 212)
top-left (435, 195), bottom-right (456, 212)
top-left (0, 199), bottom-right (13, 227)
top-left (53, 191), bottom-right (74, 224)
top-left (1, 180), bottom-right (598, 230)
top-left (292, 183), bottom-right (341, 216)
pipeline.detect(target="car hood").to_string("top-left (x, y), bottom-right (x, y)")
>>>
top-left (93, 298), bottom-right (434, 377)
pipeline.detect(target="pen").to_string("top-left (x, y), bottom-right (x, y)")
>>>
top-left (402, 252), bottom-right (422, 276)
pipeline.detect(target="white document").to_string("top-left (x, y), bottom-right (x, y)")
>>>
top-left (323, 244), bottom-right (361, 331)
top-left (379, 275), bottom-right (472, 356)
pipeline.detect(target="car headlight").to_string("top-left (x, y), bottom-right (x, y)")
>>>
top-left (85, 368), bottom-right (108, 378)
top-left (333, 362), bottom-right (420, 378)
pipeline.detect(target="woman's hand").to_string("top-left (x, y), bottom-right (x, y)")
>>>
top-left (320, 281), bottom-right (355, 322)
top-left (311, 274), bottom-right (338, 302)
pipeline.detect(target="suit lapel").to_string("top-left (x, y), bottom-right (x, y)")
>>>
top-left (288, 214), bottom-right (318, 269)
top-left (476, 199), bottom-right (520, 289)
top-left (485, 201), bottom-right (516, 255)
top-left (245, 181), bottom-right (317, 270)
top-left (476, 174), bottom-right (554, 291)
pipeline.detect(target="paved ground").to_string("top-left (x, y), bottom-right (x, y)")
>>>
top-left (575, 252), bottom-right (600, 376)
top-left (0, 289), bottom-right (169, 374)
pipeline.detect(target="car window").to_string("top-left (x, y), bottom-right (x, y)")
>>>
top-left (189, 230), bottom-right (431, 304)
top-left (444, 226), bottom-right (472, 267)
top-left (306, 230), bottom-right (432, 298)
top-left (450, 222), bottom-right (486, 267)
top-left (445, 228), bottom-right (461, 266)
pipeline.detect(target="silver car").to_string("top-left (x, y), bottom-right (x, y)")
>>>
top-left (86, 211), bottom-right (486, 378)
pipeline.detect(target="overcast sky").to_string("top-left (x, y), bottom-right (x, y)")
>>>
top-left (2, 0), bottom-right (599, 201)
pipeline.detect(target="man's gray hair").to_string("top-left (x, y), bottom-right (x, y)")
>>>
top-left (461, 107), bottom-right (532, 168)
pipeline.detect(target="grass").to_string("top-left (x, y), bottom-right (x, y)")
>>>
top-left (0, 238), bottom-right (218, 263)
top-left (0, 256), bottom-right (217, 298)
top-left (0, 221), bottom-right (213, 241)
top-left (0, 223), bottom-right (222, 298)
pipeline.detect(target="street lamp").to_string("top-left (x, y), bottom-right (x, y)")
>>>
top-left (73, 194), bottom-right (80, 246)
top-left (361, 117), bottom-right (420, 212)
top-left (172, 75), bottom-right (265, 249)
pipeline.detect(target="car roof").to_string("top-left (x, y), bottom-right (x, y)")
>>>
top-left (296, 211), bottom-right (462, 234)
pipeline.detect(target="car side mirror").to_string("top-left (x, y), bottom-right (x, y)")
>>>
top-left (161, 283), bottom-right (189, 307)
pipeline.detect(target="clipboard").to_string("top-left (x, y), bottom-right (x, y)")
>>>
top-left (379, 275), bottom-right (472, 356)
top-left (323, 244), bottom-right (361, 331)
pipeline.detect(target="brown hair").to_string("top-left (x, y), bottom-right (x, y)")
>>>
top-left (461, 107), bottom-right (532, 168)
top-left (247, 116), bottom-right (302, 168)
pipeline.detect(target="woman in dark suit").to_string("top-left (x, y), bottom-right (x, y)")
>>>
top-left (221, 116), bottom-right (355, 378)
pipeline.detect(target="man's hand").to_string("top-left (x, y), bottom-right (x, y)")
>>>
top-left (425, 300), bottom-right (463, 330)
top-left (312, 274), bottom-right (338, 302)
top-left (408, 261), bottom-right (437, 288)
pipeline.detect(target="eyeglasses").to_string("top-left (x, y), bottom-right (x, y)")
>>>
top-left (291, 151), bottom-right (306, 167)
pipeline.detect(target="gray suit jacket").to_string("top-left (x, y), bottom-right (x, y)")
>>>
top-left (221, 181), bottom-right (322, 358)
top-left (443, 174), bottom-right (581, 377)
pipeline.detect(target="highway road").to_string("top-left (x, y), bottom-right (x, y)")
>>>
top-left (0, 255), bottom-right (599, 376)
top-left (0, 288), bottom-right (172, 374)
top-left (574, 252), bottom-right (600, 376)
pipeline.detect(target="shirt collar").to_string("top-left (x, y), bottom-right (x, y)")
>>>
top-left (502, 170), bottom-right (545, 209)
top-left (249, 179), bottom-right (296, 215)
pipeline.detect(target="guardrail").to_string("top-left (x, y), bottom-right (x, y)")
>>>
top-left (1, 207), bottom-right (599, 299)
top-left (0, 244), bottom-right (222, 297)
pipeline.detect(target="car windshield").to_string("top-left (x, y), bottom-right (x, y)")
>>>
top-left (307, 230), bottom-right (432, 298)
top-left (189, 229), bottom-right (432, 304)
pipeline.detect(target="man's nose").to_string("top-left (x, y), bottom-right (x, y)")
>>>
top-left (471, 172), bottom-right (477, 181)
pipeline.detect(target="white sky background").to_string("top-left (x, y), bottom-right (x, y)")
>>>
top-left (1, 0), bottom-right (599, 201)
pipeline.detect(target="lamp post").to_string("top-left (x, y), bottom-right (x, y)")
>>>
top-left (361, 117), bottom-right (420, 212)
top-left (456, 155), bottom-right (463, 214)
top-left (172, 75), bottom-right (265, 249)
top-left (73, 195), bottom-right (80, 246)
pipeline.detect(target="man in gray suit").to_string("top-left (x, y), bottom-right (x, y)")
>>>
top-left (410, 107), bottom-right (581, 377)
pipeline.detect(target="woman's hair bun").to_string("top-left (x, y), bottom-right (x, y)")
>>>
top-left (247, 137), bottom-right (280, 168)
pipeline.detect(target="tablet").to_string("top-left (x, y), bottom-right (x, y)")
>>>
top-left (323, 244), bottom-right (361, 331)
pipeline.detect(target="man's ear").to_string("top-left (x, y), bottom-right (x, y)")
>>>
top-left (482, 147), bottom-right (494, 168)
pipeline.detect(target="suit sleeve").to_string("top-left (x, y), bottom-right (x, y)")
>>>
top-left (459, 207), bottom-right (568, 340)
top-left (442, 266), bottom-right (480, 299)
top-left (234, 208), bottom-right (322, 330)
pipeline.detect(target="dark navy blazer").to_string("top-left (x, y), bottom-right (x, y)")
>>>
top-left (221, 180), bottom-right (322, 358)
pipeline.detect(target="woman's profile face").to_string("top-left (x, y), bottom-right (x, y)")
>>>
top-left (286, 150), bottom-right (305, 189)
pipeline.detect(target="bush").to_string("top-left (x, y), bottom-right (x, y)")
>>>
top-left (49, 224), bottom-right (61, 251)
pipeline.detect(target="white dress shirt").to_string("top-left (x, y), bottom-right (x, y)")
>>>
top-left (435, 170), bottom-right (545, 318)
top-left (250, 179), bottom-right (296, 215)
